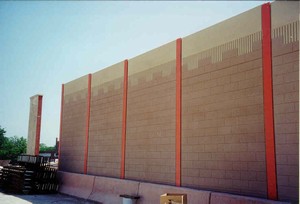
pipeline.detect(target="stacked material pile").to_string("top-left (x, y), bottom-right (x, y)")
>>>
top-left (0, 155), bottom-right (58, 194)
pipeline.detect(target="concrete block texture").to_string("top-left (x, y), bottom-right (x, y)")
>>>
top-left (88, 176), bottom-right (139, 204)
top-left (64, 75), bottom-right (89, 100)
top-left (181, 38), bottom-right (266, 198)
top-left (58, 172), bottom-right (290, 204)
top-left (128, 40), bottom-right (176, 77)
top-left (58, 2), bottom-right (299, 203)
top-left (58, 171), bottom-right (95, 200)
top-left (126, 38), bottom-right (176, 185)
top-left (210, 192), bottom-right (290, 204)
top-left (271, 3), bottom-right (299, 202)
top-left (272, 23), bottom-right (299, 203)
top-left (126, 60), bottom-right (176, 185)
top-left (60, 75), bottom-right (89, 173)
top-left (91, 62), bottom-right (123, 90)
top-left (88, 64), bottom-right (123, 178)
top-left (181, 8), bottom-right (266, 198)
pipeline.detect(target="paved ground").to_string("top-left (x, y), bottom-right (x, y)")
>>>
top-left (0, 191), bottom-right (97, 204)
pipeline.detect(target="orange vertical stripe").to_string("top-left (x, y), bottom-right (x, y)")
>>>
top-left (84, 74), bottom-right (92, 174)
top-left (35, 95), bottom-right (43, 155)
top-left (121, 59), bottom-right (128, 179)
top-left (58, 84), bottom-right (64, 170)
top-left (176, 38), bottom-right (182, 186)
top-left (262, 3), bottom-right (278, 200)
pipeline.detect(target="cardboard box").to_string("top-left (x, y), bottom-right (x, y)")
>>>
top-left (160, 193), bottom-right (187, 204)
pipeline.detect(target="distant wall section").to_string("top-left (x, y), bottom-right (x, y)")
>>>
top-left (87, 63), bottom-right (124, 177)
top-left (59, 76), bottom-right (88, 173)
top-left (126, 41), bottom-right (176, 184)
top-left (27, 94), bottom-right (43, 155)
top-left (271, 1), bottom-right (299, 201)
top-left (181, 5), bottom-right (266, 197)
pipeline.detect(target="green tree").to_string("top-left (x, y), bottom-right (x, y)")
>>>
top-left (0, 126), bottom-right (27, 160)
top-left (0, 136), bottom-right (27, 160)
top-left (40, 143), bottom-right (55, 152)
top-left (0, 126), bottom-right (6, 147)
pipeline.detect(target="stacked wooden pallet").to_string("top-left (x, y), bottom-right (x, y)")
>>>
top-left (0, 155), bottom-right (58, 194)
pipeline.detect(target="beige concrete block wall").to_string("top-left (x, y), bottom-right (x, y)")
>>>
top-left (271, 1), bottom-right (299, 202)
top-left (58, 2), bottom-right (299, 202)
top-left (125, 41), bottom-right (176, 184)
top-left (60, 75), bottom-right (88, 173)
top-left (181, 45), bottom-right (266, 197)
top-left (181, 5), bottom-right (266, 198)
top-left (88, 62), bottom-right (123, 178)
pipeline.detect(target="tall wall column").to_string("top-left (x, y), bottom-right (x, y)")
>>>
top-left (27, 94), bottom-right (43, 155)
top-left (176, 38), bottom-right (182, 187)
top-left (84, 74), bottom-right (92, 174)
top-left (262, 3), bottom-right (278, 200)
top-left (121, 60), bottom-right (128, 179)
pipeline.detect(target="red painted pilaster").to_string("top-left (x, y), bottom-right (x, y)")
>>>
top-left (262, 3), bottom-right (278, 200)
top-left (121, 60), bottom-right (128, 179)
top-left (84, 74), bottom-right (92, 174)
top-left (176, 38), bottom-right (182, 187)
top-left (35, 95), bottom-right (43, 155)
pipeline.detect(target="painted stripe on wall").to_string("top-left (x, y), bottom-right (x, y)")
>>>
top-left (262, 3), bottom-right (278, 200)
top-left (35, 95), bottom-right (43, 155)
top-left (58, 84), bottom-right (64, 170)
top-left (84, 74), bottom-right (92, 174)
top-left (176, 38), bottom-right (182, 187)
top-left (121, 59), bottom-right (128, 179)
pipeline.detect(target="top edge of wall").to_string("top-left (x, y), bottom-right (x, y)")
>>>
top-left (30, 94), bottom-right (43, 99)
top-left (29, 95), bottom-right (40, 106)
top-left (92, 61), bottom-right (124, 88)
top-left (64, 75), bottom-right (89, 96)
top-left (128, 40), bottom-right (176, 76)
top-left (182, 4), bottom-right (262, 58)
top-left (271, 1), bottom-right (299, 28)
top-left (63, 2), bottom-right (299, 84)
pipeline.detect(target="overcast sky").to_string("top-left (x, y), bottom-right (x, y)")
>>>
top-left (0, 1), bottom-right (271, 146)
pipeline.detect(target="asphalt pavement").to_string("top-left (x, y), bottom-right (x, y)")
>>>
top-left (0, 190), bottom-right (97, 204)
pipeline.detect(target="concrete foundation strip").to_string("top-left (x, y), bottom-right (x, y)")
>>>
top-left (58, 171), bottom-right (290, 204)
